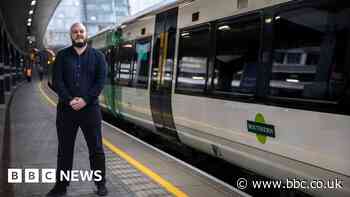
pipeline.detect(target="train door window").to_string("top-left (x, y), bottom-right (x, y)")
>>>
top-left (176, 27), bottom-right (209, 93)
top-left (269, 6), bottom-right (350, 102)
top-left (105, 48), bottom-right (113, 79)
top-left (132, 38), bottom-right (151, 88)
top-left (213, 16), bottom-right (261, 95)
top-left (117, 42), bottom-right (135, 86)
top-left (112, 46), bottom-right (120, 82)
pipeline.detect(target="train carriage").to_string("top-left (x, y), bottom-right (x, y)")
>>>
top-left (171, 1), bottom-right (350, 197)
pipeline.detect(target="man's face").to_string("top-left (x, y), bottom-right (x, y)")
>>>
top-left (70, 24), bottom-right (87, 48)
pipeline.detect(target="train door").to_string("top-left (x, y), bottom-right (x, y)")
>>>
top-left (150, 7), bottom-right (179, 141)
top-left (108, 31), bottom-right (123, 118)
top-left (109, 46), bottom-right (120, 117)
top-left (101, 48), bottom-right (111, 109)
top-left (104, 47), bottom-right (117, 114)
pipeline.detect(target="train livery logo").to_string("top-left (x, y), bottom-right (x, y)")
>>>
top-left (247, 113), bottom-right (275, 144)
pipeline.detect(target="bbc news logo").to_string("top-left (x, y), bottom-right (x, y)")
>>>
top-left (8, 169), bottom-right (102, 183)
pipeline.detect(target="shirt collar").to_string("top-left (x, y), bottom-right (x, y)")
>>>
top-left (70, 45), bottom-right (89, 56)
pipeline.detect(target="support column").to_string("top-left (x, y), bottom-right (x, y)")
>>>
top-left (15, 51), bottom-right (20, 83)
top-left (19, 55), bottom-right (24, 82)
top-left (4, 34), bottom-right (11, 92)
top-left (0, 30), bottom-right (5, 104)
top-left (10, 46), bottom-right (16, 86)
top-left (0, 62), bottom-right (4, 104)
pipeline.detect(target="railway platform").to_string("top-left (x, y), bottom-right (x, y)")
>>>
top-left (0, 78), bottom-right (249, 197)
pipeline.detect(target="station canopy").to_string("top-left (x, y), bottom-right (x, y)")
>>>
top-left (0, 0), bottom-right (61, 52)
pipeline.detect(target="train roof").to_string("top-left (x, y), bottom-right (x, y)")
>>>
top-left (88, 0), bottom-right (193, 43)
top-left (87, 1), bottom-right (179, 39)
top-left (89, 26), bottom-right (115, 40)
top-left (120, 0), bottom-right (190, 25)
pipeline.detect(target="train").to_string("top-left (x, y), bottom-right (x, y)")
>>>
top-left (48, 0), bottom-right (350, 196)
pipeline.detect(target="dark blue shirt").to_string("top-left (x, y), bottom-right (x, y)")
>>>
top-left (53, 46), bottom-right (107, 107)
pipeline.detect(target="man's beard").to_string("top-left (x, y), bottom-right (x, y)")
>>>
top-left (72, 39), bottom-right (87, 48)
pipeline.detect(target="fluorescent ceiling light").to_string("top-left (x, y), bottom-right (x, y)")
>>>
top-left (265, 18), bottom-right (273, 23)
top-left (286, 79), bottom-right (299, 83)
top-left (31, 0), bottom-right (36, 6)
top-left (123, 44), bottom-right (133, 48)
top-left (218, 25), bottom-right (230, 31)
top-left (192, 76), bottom-right (204, 80)
top-left (29, 10), bottom-right (34, 15)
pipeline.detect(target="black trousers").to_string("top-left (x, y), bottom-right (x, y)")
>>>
top-left (55, 103), bottom-right (106, 186)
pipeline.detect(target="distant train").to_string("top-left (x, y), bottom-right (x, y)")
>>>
top-left (48, 0), bottom-right (350, 196)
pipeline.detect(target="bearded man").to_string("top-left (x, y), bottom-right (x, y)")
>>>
top-left (47, 22), bottom-right (108, 197)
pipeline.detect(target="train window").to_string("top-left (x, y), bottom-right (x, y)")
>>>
top-left (112, 46), bottom-right (120, 82)
top-left (269, 7), bottom-right (350, 102)
top-left (213, 17), bottom-right (260, 95)
top-left (176, 27), bottom-right (209, 92)
top-left (104, 48), bottom-right (113, 80)
top-left (132, 38), bottom-right (151, 88)
top-left (117, 42), bottom-right (135, 86)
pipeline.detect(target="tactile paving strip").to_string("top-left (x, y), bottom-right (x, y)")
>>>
top-left (105, 149), bottom-right (173, 197)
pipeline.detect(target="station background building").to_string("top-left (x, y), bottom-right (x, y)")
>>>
top-left (44, 0), bottom-right (131, 49)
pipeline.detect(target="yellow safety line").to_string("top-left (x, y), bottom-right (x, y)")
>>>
top-left (38, 83), bottom-right (57, 107)
top-left (103, 138), bottom-right (188, 197)
top-left (37, 82), bottom-right (188, 197)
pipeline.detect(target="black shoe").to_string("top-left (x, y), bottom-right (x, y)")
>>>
top-left (96, 184), bottom-right (108, 196)
top-left (46, 184), bottom-right (67, 197)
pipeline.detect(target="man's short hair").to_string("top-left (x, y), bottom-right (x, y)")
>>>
top-left (70, 22), bottom-right (86, 33)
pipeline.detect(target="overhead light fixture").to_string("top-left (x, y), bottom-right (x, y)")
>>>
top-left (265, 18), bottom-right (273, 24)
top-left (192, 76), bottom-right (204, 80)
top-left (218, 25), bottom-right (231, 31)
top-left (27, 22), bottom-right (31, 26)
top-left (31, 0), bottom-right (36, 6)
top-left (275, 16), bottom-right (281, 20)
top-left (29, 10), bottom-right (34, 15)
top-left (123, 44), bottom-right (133, 48)
top-left (181, 32), bottom-right (190, 37)
top-left (286, 79), bottom-right (299, 83)
top-left (28, 18), bottom-right (32, 22)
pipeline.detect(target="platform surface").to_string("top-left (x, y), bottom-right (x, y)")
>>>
top-left (0, 80), bottom-right (248, 197)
